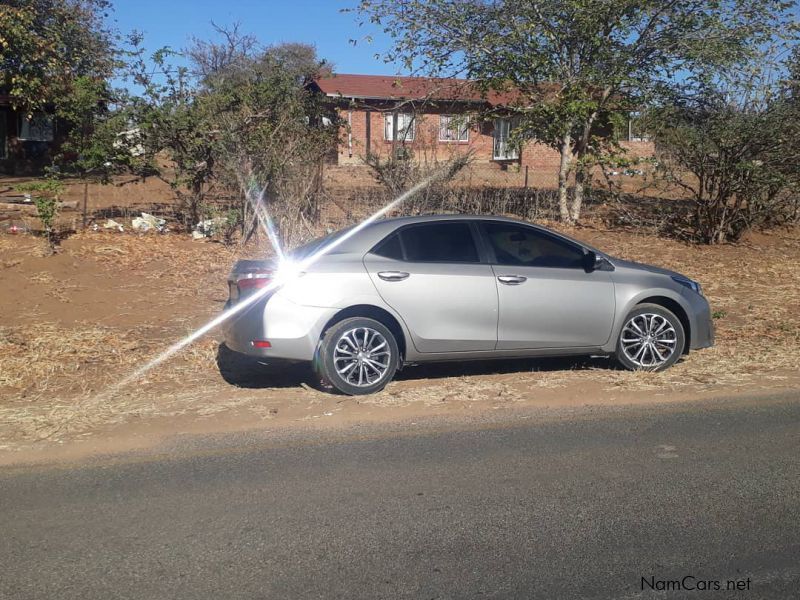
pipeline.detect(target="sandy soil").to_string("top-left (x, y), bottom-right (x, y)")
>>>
top-left (1, 220), bottom-right (799, 461)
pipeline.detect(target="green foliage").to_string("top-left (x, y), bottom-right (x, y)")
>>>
top-left (1, 1), bottom-right (129, 188)
top-left (648, 51), bottom-right (800, 243)
top-left (33, 195), bottom-right (58, 231)
top-left (204, 206), bottom-right (243, 246)
top-left (122, 25), bottom-right (339, 235)
top-left (0, 0), bottom-right (115, 113)
top-left (16, 179), bottom-right (65, 252)
top-left (354, 0), bottom-right (798, 223)
top-left (51, 75), bottom-right (130, 179)
top-left (15, 179), bottom-right (65, 198)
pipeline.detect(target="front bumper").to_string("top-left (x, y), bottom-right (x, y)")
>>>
top-left (682, 290), bottom-right (715, 350)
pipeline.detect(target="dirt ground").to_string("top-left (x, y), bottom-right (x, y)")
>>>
top-left (1, 213), bottom-right (799, 460)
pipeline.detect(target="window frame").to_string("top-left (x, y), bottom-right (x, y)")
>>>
top-left (476, 220), bottom-right (589, 270)
top-left (384, 112), bottom-right (416, 142)
top-left (368, 220), bottom-right (487, 265)
top-left (18, 112), bottom-right (55, 142)
top-left (438, 114), bottom-right (470, 143)
top-left (493, 118), bottom-right (519, 160)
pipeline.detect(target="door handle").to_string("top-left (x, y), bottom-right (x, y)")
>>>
top-left (378, 271), bottom-right (410, 281)
top-left (497, 275), bottom-right (527, 285)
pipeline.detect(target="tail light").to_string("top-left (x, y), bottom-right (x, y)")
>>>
top-left (234, 270), bottom-right (274, 297)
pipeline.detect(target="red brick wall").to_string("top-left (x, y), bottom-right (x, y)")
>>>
top-left (335, 107), bottom-right (654, 175)
top-left (337, 107), bottom-right (501, 167)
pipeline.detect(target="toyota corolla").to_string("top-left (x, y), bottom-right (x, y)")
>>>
top-left (223, 215), bottom-right (714, 394)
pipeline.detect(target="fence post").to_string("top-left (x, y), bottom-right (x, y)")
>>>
top-left (82, 179), bottom-right (88, 228)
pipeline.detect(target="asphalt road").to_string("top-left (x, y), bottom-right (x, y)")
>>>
top-left (2, 394), bottom-right (799, 599)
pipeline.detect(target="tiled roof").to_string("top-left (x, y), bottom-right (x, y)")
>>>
top-left (313, 73), bottom-right (525, 106)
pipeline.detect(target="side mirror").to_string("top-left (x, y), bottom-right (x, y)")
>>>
top-left (583, 251), bottom-right (614, 273)
top-left (582, 251), bottom-right (598, 273)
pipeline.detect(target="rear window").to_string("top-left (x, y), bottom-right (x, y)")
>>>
top-left (400, 222), bottom-right (479, 263)
top-left (372, 233), bottom-right (404, 260)
top-left (289, 226), bottom-right (354, 259)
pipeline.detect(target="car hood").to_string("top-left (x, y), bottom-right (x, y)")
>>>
top-left (610, 257), bottom-right (686, 279)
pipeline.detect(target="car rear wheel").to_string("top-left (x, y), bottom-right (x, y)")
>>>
top-left (316, 317), bottom-right (399, 395)
top-left (615, 304), bottom-right (685, 372)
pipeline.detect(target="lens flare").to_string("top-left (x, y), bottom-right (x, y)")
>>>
top-left (99, 169), bottom-right (450, 400)
top-left (238, 171), bottom-right (285, 261)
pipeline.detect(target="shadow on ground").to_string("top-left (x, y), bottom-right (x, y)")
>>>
top-left (216, 344), bottom-right (314, 389)
top-left (395, 355), bottom-right (620, 381)
top-left (216, 343), bottom-right (621, 391)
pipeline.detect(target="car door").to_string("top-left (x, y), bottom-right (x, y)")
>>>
top-left (478, 221), bottom-right (616, 350)
top-left (363, 221), bottom-right (498, 353)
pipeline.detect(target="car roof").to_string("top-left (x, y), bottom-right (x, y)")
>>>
top-left (378, 214), bottom-right (523, 225)
top-left (316, 213), bottom-right (602, 257)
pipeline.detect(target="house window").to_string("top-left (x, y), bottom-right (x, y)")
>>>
top-left (18, 112), bottom-right (55, 142)
top-left (493, 118), bottom-right (519, 160)
top-left (439, 114), bottom-right (469, 142)
top-left (384, 113), bottom-right (415, 142)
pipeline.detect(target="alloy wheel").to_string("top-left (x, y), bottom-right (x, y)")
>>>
top-left (333, 327), bottom-right (392, 387)
top-left (620, 313), bottom-right (678, 368)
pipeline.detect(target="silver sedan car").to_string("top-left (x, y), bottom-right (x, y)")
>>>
top-left (223, 215), bottom-right (714, 395)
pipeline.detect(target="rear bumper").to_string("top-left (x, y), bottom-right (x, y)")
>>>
top-left (222, 294), bottom-right (338, 361)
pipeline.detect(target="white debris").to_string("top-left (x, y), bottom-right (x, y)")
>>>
top-left (131, 212), bottom-right (165, 233)
top-left (102, 219), bottom-right (124, 232)
top-left (192, 216), bottom-right (227, 238)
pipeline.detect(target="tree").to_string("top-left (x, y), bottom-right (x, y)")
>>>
top-left (354, 0), bottom-right (796, 224)
top-left (124, 26), bottom-right (339, 241)
top-left (52, 75), bottom-right (137, 225)
top-left (648, 50), bottom-right (800, 243)
top-left (0, 0), bottom-right (115, 113)
top-left (124, 42), bottom-right (223, 231)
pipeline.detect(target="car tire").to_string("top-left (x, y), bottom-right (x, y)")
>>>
top-left (615, 303), bottom-right (685, 372)
top-left (316, 317), bottom-right (399, 395)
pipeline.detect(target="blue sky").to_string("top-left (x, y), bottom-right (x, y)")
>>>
top-left (111, 0), bottom-right (397, 76)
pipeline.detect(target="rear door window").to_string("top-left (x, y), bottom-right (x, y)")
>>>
top-left (371, 233), bottom-right (404, 260)
top-left (399, 222), bottom-right (480, 263)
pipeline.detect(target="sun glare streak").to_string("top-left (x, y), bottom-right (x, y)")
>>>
top-left (239, 172), bottom-right (285, 261)
top-left (99, 170), bottom-right (447, 400)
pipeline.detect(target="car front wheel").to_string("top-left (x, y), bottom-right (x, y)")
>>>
top-left (615, 304), bottom-right (685, 372)
top-left (316, 317), bottom-right (399, 395)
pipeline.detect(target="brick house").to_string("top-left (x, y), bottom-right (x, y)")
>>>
top-left (311, 74), bottom-right (653, 175)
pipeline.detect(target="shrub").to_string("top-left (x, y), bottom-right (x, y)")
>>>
top-left (15, 180), bottom-right (66, 253)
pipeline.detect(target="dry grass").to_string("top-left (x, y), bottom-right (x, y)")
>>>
top-left (0, 323), bottom-right (154, 392)
top-left (66, 230), bottom-right (238, 276)
top-left (0, 221), bottom-right (798, 447)
top-left (364, 377), bottom-right (523, 408)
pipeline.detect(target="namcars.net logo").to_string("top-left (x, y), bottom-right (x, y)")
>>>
top-left (642, 575), bottom-right (752, 592)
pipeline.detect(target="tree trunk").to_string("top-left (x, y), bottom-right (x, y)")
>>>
top-left (570, 87), bottom-right (610, 224)
top-left (558, 129), bottom-right (573, 223)
top-left (571, 163), bottom-right (586, 224)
